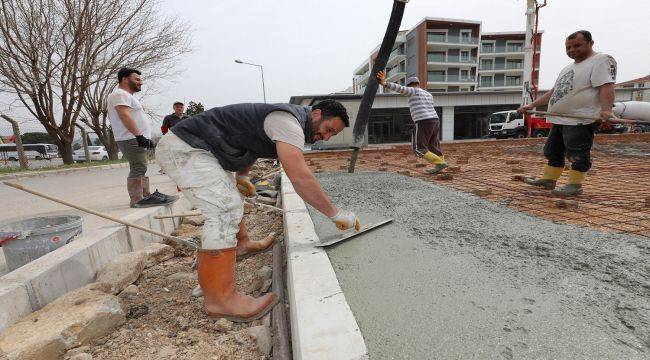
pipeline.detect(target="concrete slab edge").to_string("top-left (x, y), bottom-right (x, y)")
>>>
top-left (281, 172), bottom-right (368, 360)
top-left (0, 159), bottom-right (156, 181)
top-left (0, 196), bottom-right (189, 334)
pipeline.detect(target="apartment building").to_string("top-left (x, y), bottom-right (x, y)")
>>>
top-left (352, 18), bottom-right (542, 94)
top-left (478, 31), bottom-right (541, 91)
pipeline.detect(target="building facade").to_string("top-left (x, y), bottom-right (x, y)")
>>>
top-left (352, 18), bottom-right (542, 94)
top-left (616, 75), bottom-right (650, 102)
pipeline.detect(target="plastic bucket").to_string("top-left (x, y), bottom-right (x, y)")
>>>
top-left (0, 215), bottom-right (83, 272)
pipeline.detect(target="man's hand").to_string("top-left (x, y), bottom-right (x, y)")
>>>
top-left (236, 176), bottom-right (256, 197)
top-left (135, 135), bottom-right (153, 149)
top-left (516, 104), bottom-right (534, 115)
top-left (377, 70), bottom-right (386, 86)
top-left (330, 209), bottom-right (361, 231)
top-left (599, 109), bottom-right (614, 123)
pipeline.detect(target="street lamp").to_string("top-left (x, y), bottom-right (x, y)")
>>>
top-left (234, 59), bottom-right (267, 103)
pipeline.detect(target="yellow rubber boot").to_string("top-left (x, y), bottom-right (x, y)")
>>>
top-left (423, 152), bottom-right (448, 174)
top-left (423, 151), bottom-right (444, 164)
top-left (552, 170), bottom-right (585, 196)
top-left (524, 165), bottom-right (563, 189)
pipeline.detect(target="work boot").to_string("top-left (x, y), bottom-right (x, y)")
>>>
top-left (525, 165), bottom-right (563, 190)
top-left (237, 231), bottom-right (276, 260)
top-left (524, 177), bottom-right (557, 190)
top-left (127, 178), bottom-right (144, 208)
top-left (425, 163), bottom-right (448, 174)
top-left (552, 184), bottom-right (583, 196)
top-left (142, 177), bottom-right (178, 202)
top-left (552, 170), bottom-right (586, 197)
top-left (198, 248), bottom-right (279, 322)
top-left (423, 151), bottom-right (448, 174)
top-left (133, 190), bottom-right (178, 208)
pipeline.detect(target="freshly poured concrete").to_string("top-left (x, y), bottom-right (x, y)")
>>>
top-left (308, 172), bottom-right (648, 359)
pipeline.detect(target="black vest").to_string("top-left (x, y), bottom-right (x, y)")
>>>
top-left (171, 103), bottom-right (313, 171)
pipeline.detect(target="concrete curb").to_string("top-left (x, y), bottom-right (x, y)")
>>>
top-left (281, 172), bottom-right (368, 360)
top-left (0, 197), bottom-right (189, 333)
top-left (0, 160), bottom-right (157, 181)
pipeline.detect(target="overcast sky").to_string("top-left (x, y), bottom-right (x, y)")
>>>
top-left (1, 0), bottom-right (648, 135)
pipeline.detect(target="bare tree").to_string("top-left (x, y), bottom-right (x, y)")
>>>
top-left (0, 0), bottom-right (188, 164)
top-left (81, 1), bottom-right (191, 159)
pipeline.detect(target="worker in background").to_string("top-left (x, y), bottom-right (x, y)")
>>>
top-left (161, 101), bottom-right (189, 135)
top-left (107, 68), bottom-right (178, 208)
top-left (518, 30), bottom-right (616, 196)
top-left (156, 99), bottom-right (361, 322)
top-left (377, 71), bottom-right (448, 174)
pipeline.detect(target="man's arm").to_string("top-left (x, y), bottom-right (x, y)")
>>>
top-left (516, 87), bottom-right (555, 114)
top-left (597, 83), bottom-right (615, 121)
top-left (277, 142), bottom-right (337, 217)
top-left (115, 105), bottom-right (142, 136)
top-left (377, 70), bottom-right (416, 96)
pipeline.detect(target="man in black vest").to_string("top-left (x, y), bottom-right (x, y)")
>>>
top-left (156, 99), bottom-right (360, 322)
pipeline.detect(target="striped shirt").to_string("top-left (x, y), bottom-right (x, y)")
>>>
top-left (386, 82), bottom-right (438, 122)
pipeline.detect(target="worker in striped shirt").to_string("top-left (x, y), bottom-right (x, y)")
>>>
top-left (378, 71), bottom-right (447, 174)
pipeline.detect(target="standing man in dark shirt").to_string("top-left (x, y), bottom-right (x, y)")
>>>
top-left (161, 101), bottom-right (189, 135)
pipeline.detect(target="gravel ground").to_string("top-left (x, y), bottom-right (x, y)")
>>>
top-left (309, 172), bottom-right (648, 359)
top-left (83, 205), bottom-right (283, 360)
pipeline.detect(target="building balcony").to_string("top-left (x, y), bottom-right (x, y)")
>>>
top-left (478, 79), bottom-right (523, 90)
top-left (427, 74), bottom-right (477, 85)
top-left (478, 63), bottom-right (524, 73)
top-left (426, 54), bottom-right (477, 68)
top-left (356, 72), bottom-right (370, 85)
top-left (427, 34), bottom-right (479, 49)
top-left (386, 49), bottom-right (407, 67)
top-left (480, 47), bottom-right (526, 56)
top-left (354, 61), bottom-right (369, 76)
top-left (386, 67), bottom-right (406, 82)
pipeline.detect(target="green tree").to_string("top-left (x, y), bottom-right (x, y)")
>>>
top-left (186, 101), bottom-right (205, 117)
top-left (21, 132), bottom-right (54, 144)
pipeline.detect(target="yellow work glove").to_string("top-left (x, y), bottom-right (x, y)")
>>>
top-left (236, 176), bottom-right (256, 197)
top-left (330, 209), bottom-right (361, 231)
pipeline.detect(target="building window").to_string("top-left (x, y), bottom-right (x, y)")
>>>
top-left (480, 59), bottom-right (493, 70)
top-left (460, 69), bottom-right (470, 81)
top-left (428, 71), bottom-right (446, 82)
top-left (482, 43), bottom-right (494, 53)
top-left (506, 76), bottom-right (522, 86)
top-left (460, 51), bottom-right (470, 62)
top-left (427, 52), bottom-right (446, 63)
top-left (460, 30), bottom-right (472, 44)
top-left (480, 75), bottom-right (493, 87)
top-left (428, 32), bottom-right (446, 42)
top-left (506, 59), bottom-right (523, 69)
top-left (507, 43), bottom-right (523, 52)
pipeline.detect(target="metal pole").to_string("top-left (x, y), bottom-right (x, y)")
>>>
top-left (259, 65), bottom-right (267, 103)
top-left (0, 114), bottom-right (28, 170)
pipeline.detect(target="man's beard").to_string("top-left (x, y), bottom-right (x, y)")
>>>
top-left (129, 81), bottom-right (141, 92)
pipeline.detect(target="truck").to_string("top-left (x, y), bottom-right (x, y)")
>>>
top-left (488, 110), bottom-right (551, 139)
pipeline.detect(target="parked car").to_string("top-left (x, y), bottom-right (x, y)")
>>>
top-left (72, 146), bottom-right (122, 162)
top-left (633, 124), bottom-right (650, 133)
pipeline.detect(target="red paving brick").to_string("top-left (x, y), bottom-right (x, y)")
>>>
top-left (306, 133), bottom-right (650, 238)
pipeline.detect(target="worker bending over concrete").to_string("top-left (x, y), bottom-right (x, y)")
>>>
top-left (156, 100), bottom-right (361, 322)
top-left (518, 30), bottom-right (616, 196)
top-left (378, 71), bottom-right (448, 174)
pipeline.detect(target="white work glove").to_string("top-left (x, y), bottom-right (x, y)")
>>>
top-left (236, 176), bottom-right (256, 197)
top-left (330, 209), bottom-right (361, 231)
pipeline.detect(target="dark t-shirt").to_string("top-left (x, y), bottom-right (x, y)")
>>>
top-left (162, 113), bottom-right (189, 130)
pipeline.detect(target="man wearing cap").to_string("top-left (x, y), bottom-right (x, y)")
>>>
top-left (155, 99), bottom-right (361, 322)
top-left (378, 71), bottom-right (447, 173)
top-left (161, 102), bottom-right (189, 135)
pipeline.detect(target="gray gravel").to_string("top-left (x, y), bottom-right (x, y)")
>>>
top-left (308, 172), bottom-right (649, 360)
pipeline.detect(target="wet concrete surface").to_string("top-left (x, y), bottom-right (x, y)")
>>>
top-left (308, 172), bottom-right (649, 359)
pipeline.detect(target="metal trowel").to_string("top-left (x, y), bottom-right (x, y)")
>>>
top-left (315, 218), bottom-right (393, 247)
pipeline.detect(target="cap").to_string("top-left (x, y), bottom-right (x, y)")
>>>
top-left (406, 76), bottom-right (420, 85)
